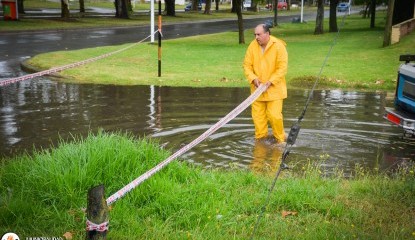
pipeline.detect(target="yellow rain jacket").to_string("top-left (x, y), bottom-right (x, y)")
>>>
top-left (243, 36), bottom-right (288, 101)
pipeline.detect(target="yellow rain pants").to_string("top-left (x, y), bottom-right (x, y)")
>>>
top-left (252, 99), bottom-right (285, 141)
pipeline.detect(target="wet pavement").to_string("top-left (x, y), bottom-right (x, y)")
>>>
top-left (1, 12), bottom-right (413, 176)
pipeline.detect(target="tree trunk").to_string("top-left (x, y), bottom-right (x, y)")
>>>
top-left (215, 0), bottom-right (219, 11)
top-left (314, 0), bottom-right (324, 34)
top-left (115, 0), bottom-right (130, 18)
top-left (61, 0), bottom-right (70, 19)
top-left (114, 0), bottom-right (120, 17)
top-left (329, 0), bottom-right (338, 32)
top-left (362, 3), bottom-right (368, 18)
top-left (370, 0), bottom-right (376, 28)
top-left (127, 0), bottom-right (133, 11)
top-left (165, 0), bottom-right (176, 16)
top-left (79, 0), bottom-right (85, 13)
top-left (235, 0), bottom-right (244, 44)
top-left (383, 0), bottom-right (395, 47)
top-left (191, 0), bottom-right (198, 11)
top-left (204, 0), bottom-right (211, 14)
top-left (17, 0), bottom-right (24, 14)
top-left (273, 0), bottom-right (278, 26)
top-left (231, 0), bottom-right (238, 12)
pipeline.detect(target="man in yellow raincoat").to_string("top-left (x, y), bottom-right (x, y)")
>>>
top-left (243, 23), bottom-right (288, 144)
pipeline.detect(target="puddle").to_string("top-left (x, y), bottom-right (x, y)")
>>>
top-left (1, 82), bottom-right (413, 175)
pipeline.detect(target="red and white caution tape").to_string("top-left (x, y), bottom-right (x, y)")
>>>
top-left (0, 31), bottom-right (158, 87)
top-left (106, 84), bottom-right (268, 206)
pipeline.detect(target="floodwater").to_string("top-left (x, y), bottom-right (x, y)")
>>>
top-left (1, 79), bottom-right (414, 176)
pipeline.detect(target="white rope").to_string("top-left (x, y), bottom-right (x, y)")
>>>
top-left (86, 218), bottom-right (109, 232)
top-left (106, 84), bottom-right (268, 206)
top-left (0, 31), bottom-right (158, 87)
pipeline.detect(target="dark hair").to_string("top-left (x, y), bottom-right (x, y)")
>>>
top-left (262, 23), bottom-right (271, 34)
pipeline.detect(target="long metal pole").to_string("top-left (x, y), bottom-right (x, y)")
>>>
top-left (158, 0), bottom-right (162, 77)
top-left (300, 0), bottom-right (304, 23)
top-left (150, 0), bottom-right (155, 43)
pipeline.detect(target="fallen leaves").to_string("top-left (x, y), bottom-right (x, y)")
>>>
top-left (375, 79), bottom-right (385, 85)
top-left (63, 232), bottom-right (73, 239)
top-left (282, 210), bottom-right (298, 218)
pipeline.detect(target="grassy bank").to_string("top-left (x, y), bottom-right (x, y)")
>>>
top-left (25, 12), bottom-right (415, 90)
top-left (0, 132), bottom-right (414, 239)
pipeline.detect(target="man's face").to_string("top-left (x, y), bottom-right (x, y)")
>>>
top-left (254, 26), bottom-right (270, 47)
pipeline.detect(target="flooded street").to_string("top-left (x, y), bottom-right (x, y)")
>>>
top-left (1, 79), bottom-right (414, 175)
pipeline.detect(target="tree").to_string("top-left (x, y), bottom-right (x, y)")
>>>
top-left (61, 0), bottom-right (70, 19)
top-left (215, 0), bottom-right (220, 11)
top-left (329, 0), bottom-right (339, 32)
top-left (231, 0), bottom-right (238, 12)
top-left (314, 0), bottom-right (324, 34)
top-left (114, 0), bottom-right (130, 18)
top-left (79, 0), bottom-right (85, 13)
top-left (17, 0), bottom-right (24, 14)
top-left (273, 0), bottom-right (278, 26)
top-left (234, 0), bottom-right (245, 44)
top-left (165, 0), bottom-right (176, 16)
top-left (383, 0), bottom-right (395, 47)
top-left (370, 0), bottom-right (376, 28)
top-left (192, 0), bottom-right (199, 11)
top-left (204, 0), bottom-right (212, 14)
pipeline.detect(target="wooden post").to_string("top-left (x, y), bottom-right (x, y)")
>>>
top-left (86, 184), bottom-right (109, 240)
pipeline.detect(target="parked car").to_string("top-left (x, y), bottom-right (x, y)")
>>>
top-left (184, 2), bottom-right (202, 11)
top-left (337, 2), bottom-right (349, 12)
top-left (384, 54), bottom-right (415, 137)
top-left (265, 0), bottom-right (287, 10)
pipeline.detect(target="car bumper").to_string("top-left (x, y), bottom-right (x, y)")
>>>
top-left (384, 107), bottom-right (415, 134)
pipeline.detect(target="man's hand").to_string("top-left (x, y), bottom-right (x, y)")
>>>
top-left (253, 79), bottom-right (272, 89)
top-left (253, 79), bottom-right (260, 88)
top-left (265, 81), bottom-right (272, 89)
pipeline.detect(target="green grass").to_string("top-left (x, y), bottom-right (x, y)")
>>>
top-left (24, 12), bottom-right (415, 90)
top-left (0, 132), bottom-right (414, 239)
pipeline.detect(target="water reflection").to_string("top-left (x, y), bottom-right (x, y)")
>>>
top-left (0, 82), bottom-right (414, 175)
top-left (250, 138), bottom-right (283, 177)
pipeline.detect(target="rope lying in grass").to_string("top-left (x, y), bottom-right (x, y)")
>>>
top-left (106, 84), bottom-right (268, 206)
top-left (0, 31), bottom-right (158, 87)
